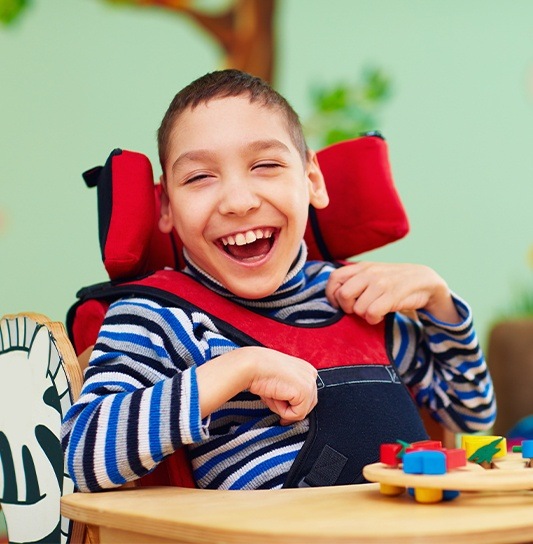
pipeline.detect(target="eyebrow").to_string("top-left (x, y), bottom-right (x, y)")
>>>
top-left (171, 150), bottom-right (215, 173)
top-left (171, 139), bottom-right (291, 173)
top-left (246, 138), bottom-right (291, 155)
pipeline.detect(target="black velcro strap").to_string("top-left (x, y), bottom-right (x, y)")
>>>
top-left (82, 165), bottom-right (103, 188)
top-left (300, 445), bottom-right (348, 487)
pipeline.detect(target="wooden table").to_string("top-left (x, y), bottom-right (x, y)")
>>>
top-left (61, 482), bottom-right (533, 544)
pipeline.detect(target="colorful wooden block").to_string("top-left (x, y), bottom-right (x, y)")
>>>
top-left (443, 448), bottom-right (467, 470)
top-left (413, 487), bottom-right (443, 504)
top-left (442, 489), bottom-right (461, 501)
top-left (379, 483), bottom-right (405, 496)
top-left (403, 450), bottom-right (447, 475)
top-left (461, 435), bottom-right (506, 466)
top-left (521, 440), bottom-right (533, 459)
top-left (405, 440), bottom-right (442, 452)
top-left (380, 443), bottom-right (403, 467)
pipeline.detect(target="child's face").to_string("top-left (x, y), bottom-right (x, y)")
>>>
top-left (159, 96), bottom-right (328, 299)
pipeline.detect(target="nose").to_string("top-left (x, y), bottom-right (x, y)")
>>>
top-left (218, 179), bottom-right (261, 216)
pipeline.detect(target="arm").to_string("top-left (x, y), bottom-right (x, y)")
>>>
top-left (62, 298), bottom-right (317, 491)
top-left (392, 297), bottom-right (495, 433)
top-left (61, 298), bottom-right (205, 492)
top-left (325, 262), bottom-right (496, 433)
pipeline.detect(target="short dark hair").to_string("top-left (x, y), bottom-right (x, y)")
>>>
top-left (157, 69), bottom-right (308, 171)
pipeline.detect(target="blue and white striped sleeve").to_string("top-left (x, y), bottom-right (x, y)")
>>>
top-left (392, 294), bottom-right (496, 433)
top-left (61, 298), bottom-right (210, 492)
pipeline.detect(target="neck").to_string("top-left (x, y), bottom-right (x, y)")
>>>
top-left (182, 243), bottom-right (307, 301)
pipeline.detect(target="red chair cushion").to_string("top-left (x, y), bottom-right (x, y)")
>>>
top-left (84, 134), bottom-right (409, 281)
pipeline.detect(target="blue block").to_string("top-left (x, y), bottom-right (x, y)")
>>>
top-left (521, 440), bottom-right (533, 458)
top-left (403, 450), bottom-right (447, 475)
top-left (442, 489), bottom-right (460, 501)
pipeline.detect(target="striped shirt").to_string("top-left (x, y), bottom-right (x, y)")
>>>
top-left (61, 245), bottom-right (495, 492)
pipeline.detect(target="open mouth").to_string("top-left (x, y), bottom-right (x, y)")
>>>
top-left (219, 228), bottom-right (276, 262)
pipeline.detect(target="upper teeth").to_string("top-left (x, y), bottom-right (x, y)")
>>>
top-left (221, 228), bottom-right (273, 246)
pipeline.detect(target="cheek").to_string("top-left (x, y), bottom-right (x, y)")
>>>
top-left (283, 189), bottom-right (311, 225)
top-left (171, 198), bottom-right (213, 241)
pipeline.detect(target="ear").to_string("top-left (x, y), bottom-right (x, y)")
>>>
top-left (306, 151), bottom-right (329, 210)
top-left (158, 175), bottom-right (174, 234)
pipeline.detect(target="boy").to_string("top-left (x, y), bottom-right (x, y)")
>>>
top-left (62, 70), bottom-right (495, 492)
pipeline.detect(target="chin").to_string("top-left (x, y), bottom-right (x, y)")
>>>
top-left (225, 279), bottom-right (281, 300)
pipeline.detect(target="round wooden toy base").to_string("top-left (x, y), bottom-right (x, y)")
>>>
top-left (363, 453), bottom-right (533, 495)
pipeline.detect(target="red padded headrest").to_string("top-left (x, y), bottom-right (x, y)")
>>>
top-left (83, 134), bottom-right (409, 281)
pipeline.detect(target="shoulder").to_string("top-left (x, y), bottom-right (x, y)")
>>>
top-left (104, 296), bottom-right (198, 332)
top-left (106, 296), bottom-right (183, 318)
top-left (103, 295), bottom-right (229, 342)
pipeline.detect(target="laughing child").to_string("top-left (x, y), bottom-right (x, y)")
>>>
top-left (62, 70), bottom-right (495, 491)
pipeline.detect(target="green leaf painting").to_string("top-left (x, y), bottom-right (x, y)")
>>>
top-left (0, 0), bottom-right (31, 25)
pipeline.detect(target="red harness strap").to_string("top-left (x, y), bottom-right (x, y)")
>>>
top-left (123, 269), bottom-right (392, 369)
top-left (117, 270), bottom-right (414, 489)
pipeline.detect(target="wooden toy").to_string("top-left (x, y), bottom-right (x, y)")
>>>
top-left (513, 439), bottom-right (533, 468)
top-left (402, 450), bottom-right (448, 503)
top-left (363, 437), bottom-right (533, 504)
top-left (461, 435), bottom-right (506, 468)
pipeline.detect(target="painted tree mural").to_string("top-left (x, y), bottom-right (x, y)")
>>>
top-left (111, 0), bottom-right (277, 83)
top-left (1, 0), bottom-right (390, 146)
top-left (1, 0), bottom-right (276, 82)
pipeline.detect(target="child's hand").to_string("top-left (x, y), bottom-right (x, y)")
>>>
top-left (246, 347), bottom-right (318, 425)
top-left (326, 262), bottom-right (461, 325)
top-left (197, 346), bottom-right (318, 425)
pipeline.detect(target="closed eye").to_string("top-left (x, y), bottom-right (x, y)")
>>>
top-left (184, 173), bottom-right (212, 184)
top-left (253, 162), bottom-right (283, 171)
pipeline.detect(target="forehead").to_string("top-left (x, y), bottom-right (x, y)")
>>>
top-left (168, 96), bottom-right (294, 150)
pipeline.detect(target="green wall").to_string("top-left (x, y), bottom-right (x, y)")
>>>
top-left (1, 0), bottom-right (532, 347)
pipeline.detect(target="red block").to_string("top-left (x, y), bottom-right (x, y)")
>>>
top-left (405, 440), bottom-right (442, 452)
top-left (380, 443), bottom-right (403, 466)
top-left (444, 448), bottom-right (467, 470)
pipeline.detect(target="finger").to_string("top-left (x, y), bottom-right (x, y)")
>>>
top-left (264, 386), bottom-right (317, 425)
top-left (356, 290), bottom-right (400, 324)
top-left (282, 400), bottom-right (315, 424)
top-left (329, 279), bottom-right (369, 314)
top-left (273, 399), bottom-right (305, 425)
top-left (262, 398), bottom-right (289, 419)
top-left (262, 398), bottom-right (296, 425)
top-left (325, 264), bottom-right (364, 307)
top-left (361, 307), bottom-right (386, 325)
top-left (351, 283), bottom-right (389, 323)
top-left (325, 277), bottom-right (343, 309)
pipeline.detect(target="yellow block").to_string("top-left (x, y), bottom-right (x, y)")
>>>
top-left (379, 483), bottom-right (405, 496)
top-left (414, 487), bottom-right (443, 504)
top-left (460, 435), bottom-right (507, 460)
